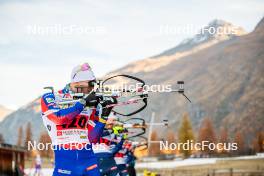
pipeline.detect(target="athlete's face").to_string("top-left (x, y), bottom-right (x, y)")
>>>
top-left (106, 123), bottom-right (113, 129)
top-left (70, 81), bottom-right (94, 94)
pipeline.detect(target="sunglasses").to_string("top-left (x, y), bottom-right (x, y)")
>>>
top-left (74, 80), bottom-right (97, 93)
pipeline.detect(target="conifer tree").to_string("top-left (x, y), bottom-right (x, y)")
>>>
top-left (178, 113), bottom-right (195, 158)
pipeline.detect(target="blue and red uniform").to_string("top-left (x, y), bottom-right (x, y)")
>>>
top-left (93, 130), bottom-right (124, 175)
top-left (41, 87), bottom-right (105, 176)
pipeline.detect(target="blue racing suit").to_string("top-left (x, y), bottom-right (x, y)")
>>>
top-left (93, 130), bottom-right (124, 175)
top-left (41, 86), bottom-right (106, 176)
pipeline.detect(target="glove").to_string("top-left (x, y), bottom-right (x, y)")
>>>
top-left (121, 133), bottom-right (128, 140)
top-left (113, 126), bottom-right (128, 139)
top-left (101, 97), bottom-right (117, 117)
top-left (113, 126), bottom-right (123, 135)
top-left (83, 92), bottom-right (99, 107)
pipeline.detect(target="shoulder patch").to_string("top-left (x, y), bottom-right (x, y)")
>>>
top-left (46, 97), bottom-right (55, 103)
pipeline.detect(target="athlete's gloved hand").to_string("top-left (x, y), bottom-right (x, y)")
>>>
top-left (83, 92), bottom-right (100, 107)
top-left (120, 133), bottom-right (128, 140)
top-left (113, 126), bottom-right (123, 135)
top-left (101, 97), bottom-right (117, 117)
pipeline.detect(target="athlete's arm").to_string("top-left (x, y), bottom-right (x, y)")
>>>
top-left (41, 92), bottom-right (85, 125)
top-left (88, 97), bottom-right (117, 143)
top-left (110, 138), bottom-right (125, 155)
top-left (125, 151), bottom-right (134, 164)
top-left (88, 104), bottom-right (107, 143)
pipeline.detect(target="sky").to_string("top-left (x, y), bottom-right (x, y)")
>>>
top-left (0, 0), bottom-right (263, 110)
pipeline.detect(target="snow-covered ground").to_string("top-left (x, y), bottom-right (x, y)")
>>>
top-left (136, 158), bottom-right (217, 169)
top-left (217, 154), bottom-right (264, 161)
top-left (136, 155), bottom-right (264, 169)
top-left (24, 155), bottom-right (264, 175)
top-left (25, 168), bottom-right (53, 176)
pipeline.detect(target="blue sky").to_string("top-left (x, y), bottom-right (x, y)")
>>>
top-left (0, 0), bottom-right (263, 109)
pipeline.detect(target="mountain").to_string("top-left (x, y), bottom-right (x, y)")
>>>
top-left (111, 20), bottom-right (246, 75)
top-left (0, 98), bottom-right (44, 144)
top-left (106, 18), bottom-right (264, 141)
top-left (0, 18), bottom-right (263, 144)
top-left (0, 105), bottom-right (12, 122)
top-left (152, 19), bottom-right (246, 58)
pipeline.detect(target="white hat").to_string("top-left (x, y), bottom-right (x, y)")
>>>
top-left (71, 63), bottom-right (96, 83)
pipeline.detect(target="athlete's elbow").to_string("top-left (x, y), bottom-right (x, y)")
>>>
top-left (88, 135), bottom-right (99, 143)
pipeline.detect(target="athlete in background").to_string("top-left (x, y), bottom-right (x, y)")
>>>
top-left (124, 142), bottom-right (137, 176)
top-left (113, 127), bottom-right (129, 176)
top-left (33, 154), bottom-right (42, 176)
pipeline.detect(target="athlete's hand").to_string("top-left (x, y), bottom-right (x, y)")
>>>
top-left (120, 133), bottom-right (128, 140)
top-left (101, 97), bottom-right (117, 117)
top-left (84, 92), bottom-right (99, 107)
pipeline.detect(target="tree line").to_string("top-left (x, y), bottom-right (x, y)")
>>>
top-left (148, 113), bottom-right (264, 158)
top-left (0, 122), bottom-right (53, 159)
top-left (0, 115), bottom-right (263, 159)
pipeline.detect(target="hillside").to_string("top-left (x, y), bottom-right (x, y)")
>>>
top-left (0, 98), bottom-right (44, 144)
top-left (0, 105), bottom-right (12, 122)
top-left (153, 19), bottom-right (246, 58)
top-left (107, 18), bottom-right (264, 140)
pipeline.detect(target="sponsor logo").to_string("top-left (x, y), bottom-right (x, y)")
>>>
top-left (47, 125), bottom-right (51, 131)
top-left (111, 166), bottom-right (117, 170)
top-left (58, 169), bottom-right (71, 174)
top-left (46, 97), bottom-right (55, 103)
top-left (57, 131), bottom-right (62, 136)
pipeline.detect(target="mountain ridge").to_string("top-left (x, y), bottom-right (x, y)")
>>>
top-left (0, 98), bottom-right (43, 144)
top-left (152, 19), bottom-right (246, 58)
top-left (106, 19), bottom-right (247, 76)
top-left (0, 105), bottom-right (12, 122)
